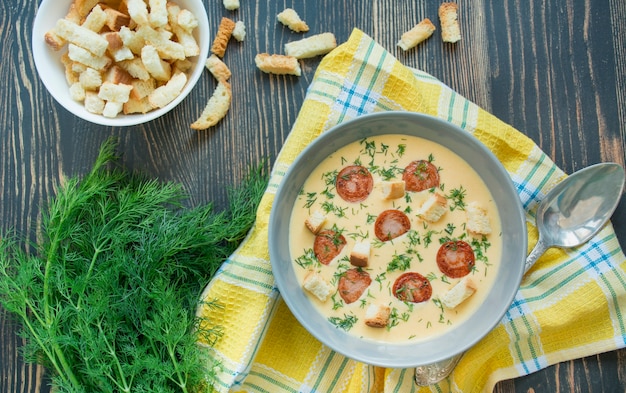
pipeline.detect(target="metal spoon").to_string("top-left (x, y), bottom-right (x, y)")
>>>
top-left (415, 162), bottom-right (625, 386)
top-left (524, 162), bottom-right (625, 273)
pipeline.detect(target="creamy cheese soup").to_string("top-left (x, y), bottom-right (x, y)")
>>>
top-left (289, 134), bottom-right (502, 343)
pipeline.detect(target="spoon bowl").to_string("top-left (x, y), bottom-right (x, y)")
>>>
top-left (524, 163), bottom-right (625, 273)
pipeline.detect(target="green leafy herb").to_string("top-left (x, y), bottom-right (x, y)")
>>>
top-left (294, 248), bottom-right (318, 269)
top-left (387, 252), bottom-right (411, 272)
top-left (328, 313), bottom-right (358, 331)
top-left (447, 186), bottom-right (467, 211)
top-left (0, 138), bottom-right (268, 393)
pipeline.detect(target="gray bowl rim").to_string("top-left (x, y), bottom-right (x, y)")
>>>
top-left (269, 111), bottom-right (527, 368)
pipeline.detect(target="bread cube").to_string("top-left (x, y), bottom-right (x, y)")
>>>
top-left (441, 277), bottom-right (477, 309)
top-left (350, 240), bottom-right (371, 267)
top-left (364, 304), bottom-right (391, 328)
top-left (417, 193), bottom-right (447, 222)
top-left (302, 271), bottom-right (334, 302)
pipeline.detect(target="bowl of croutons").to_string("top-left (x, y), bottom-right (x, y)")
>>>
top-left (32, 0), bottom-right (209, 126)
top-left (268, 111), bottom-right (527, 369)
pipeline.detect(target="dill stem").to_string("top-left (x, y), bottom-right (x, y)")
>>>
top-left (42, 209), bottom-right (82, 389)
top-left (76, 245), bottom-right (103, 310)
top-left (167, 343), bottom-right (189, 393)
top-left (97, 321), bottom-right (131, 393)
top-left (20, 314), bottom-right (70, 386)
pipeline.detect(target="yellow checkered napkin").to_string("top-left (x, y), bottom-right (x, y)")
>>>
top-left (197, 29), bottom-right (626, 393)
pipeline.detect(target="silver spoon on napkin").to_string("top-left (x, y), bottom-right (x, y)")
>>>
top-left (523, 162), bottom-right (625, 273)
top-left (415, 162), bottom-right (625, 386)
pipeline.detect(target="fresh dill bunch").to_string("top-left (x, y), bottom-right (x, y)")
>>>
top-left (0, 138), bottom-right (268, 393)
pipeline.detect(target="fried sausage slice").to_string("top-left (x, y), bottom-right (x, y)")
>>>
top-left (436, 240), bottom-right (475, 278)
top-left (374, 209), bottom-right (411, 241)
top-left (338, 268), bottom-right (372, 304)
top-left (335, 165), bottom-right (374, 202)
top-left (313, 229), bottom-right (346, 265)
top-left (392, 272), bottom-right (432, 303)
top-left (402, 160), bottom-right (440, 192)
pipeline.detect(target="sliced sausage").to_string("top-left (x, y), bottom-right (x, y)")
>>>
top-left (374, 209), bottom-right (411, 241)
top-left (436, 240), bottom-right (475, 278)
top-left (336, 165), bottom-right (374, 202)
top-left (392, 272), bottom-right (432, 303)
top-left (338, 268), bottom-right (372, 304)
top-left (313, 229), bottom-right (347, 265)
top-left (402, 160), bottom-right (440, 192)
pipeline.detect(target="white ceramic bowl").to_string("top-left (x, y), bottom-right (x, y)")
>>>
top-left (32, 0), bottom-right (210, 127)
top-left (269, 112), bottom-right (527, 368)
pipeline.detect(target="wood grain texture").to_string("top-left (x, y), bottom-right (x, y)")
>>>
top-left (1, 0), bottom-right (625, 392)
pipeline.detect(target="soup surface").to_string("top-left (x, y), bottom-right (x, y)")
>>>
top-left (288, 134), bottom-right (502, 343)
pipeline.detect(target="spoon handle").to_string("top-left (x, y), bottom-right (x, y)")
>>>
top-left (412, 239), bottom-right (550, 385)
top-left (414, 353), bottom-right (463, 385)
top-left (524, 238), bottom-right (549, 274)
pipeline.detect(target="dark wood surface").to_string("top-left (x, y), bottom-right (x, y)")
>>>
top-left (1, 0), bottom-right (625, 392)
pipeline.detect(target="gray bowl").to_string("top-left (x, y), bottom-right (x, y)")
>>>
top-left (268, 112), bottom-right (527, 368)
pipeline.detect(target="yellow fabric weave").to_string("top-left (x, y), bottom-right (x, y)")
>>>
top-left (197, 29), bottom-right (626, 393)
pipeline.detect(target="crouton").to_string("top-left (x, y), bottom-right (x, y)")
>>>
top-left (104, 65), bottom-right (133, 85)
top-left (141, 44), bottom-right (172, 81)
top-left (364, 304), bottom-right (391, 328)
top-left (304, 210), bottom-right (327, 234)
top-left (190, 81), bottom-right (232, 130)
top-left (74, 0), bottom-right (99, 18)
top-left (255, 53), bottom-right (301, 76)
top-left (417, 192), bottom-right (447, 222)
top-left (103, 6), bottom-right (131, 31)
top-left (178, 30), bottom-right (201, 57)
top-left (60, 53), bottom-right (79, 84)
top-left (466, 202), bottom-right (492, 235)
top-left (135, 25), bottom-right (186, 60)
top-left (441, 277), bottom-right (476, 309)
top-left (149, 0), bottom-right (168, 28)
top-left (110, 45), bottom-right (135, 63)
top-left (44, 30), bottom-right (66, 51)
top-left (84, 91), bottom-right (105, 114)
top-left (67, 43), bottom-right (112, 70)
top-left (126, 0), bottom-right (149, 25)
top-left (284, 32), bottom-right (337, 59)
top-left (81, 4), bottom-right (107, 32)
top-left (148, 72), bottom-right (187, 109)
top-left (79, 67), bottom-right (103, 90)
top-left (439, 2), bottom-right (461, 43)
top-left (302, 271), bottom-right (334, 302)
top-left (350, 240), bottom-right (371, 267)
top-left (103, 31), bottom-right (124, 52)
top-left (173, 59), bottom-right (193, 73)
top-left (123, 96), bottom-right (153, 114)
top-left (205, 54), bottom-right (231, 82)
top-left (176, 9), bottom-right (199, 32)
top-left (277, 8), bottom-right (309, 32)
top-left (103, 101), bottom-right (124, 118)
top-left (397, 18), bottom-right (436, 51)
top-left (223, 0), bottom-right (240, 11)
top-left (55, 18), bottom-right (109, 57)
top-left (118, 57), bottom-right (151, 81)
top-left (164, 8), bottom-right (201, 58)
top-left (232, 20), bottom-right (246, 42)
top-left (97, 81), bottom-right (133, 103)
top-left (69, 82), bottom-right (86, 101)
top-left (211, 17), bottom-right (236, 57)
top-left (118, 26), bottom-right (145, 55)
top-left (380, 180), bottom-right (405, 200)
top-left (129, 78), bottom-right (156, 100)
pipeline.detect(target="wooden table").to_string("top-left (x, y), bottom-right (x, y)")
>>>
top-left (1, 0), bottom-right (625, 392)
